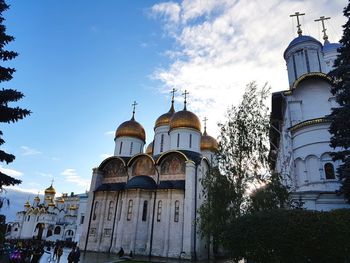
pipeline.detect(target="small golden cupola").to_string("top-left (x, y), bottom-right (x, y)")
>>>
top-left (115, 102), bottom-right (146, 143)
top-left (45, 184), bottom-right (56, 195)
top-left (201, 119), bottom-right (218, 152)
top-left (169, 90), bottom-right (201, 132)
top-left (145, 141), bottom-right (154, 155)
top-left (34, 196), bottom-right (40, 203)
top-left (24, 201), bottom-right (30, 209)
top-left (154, 93), bottom-right (176, 130)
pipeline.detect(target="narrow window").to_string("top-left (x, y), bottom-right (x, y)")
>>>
top-left (118, 201), bottom-right (123, 221)
top-left (157, 200), bottom-right (162, 222)
top-left (142, 200), bottom-right (148, 221)
top-left (177, 134), bottom-right (180, 147)
top-left (189, 134), bottom-right (192, 148)
top-left (107, 201), bottom-right (114, 221)
top-left (324, 163), bottom-right (335, 179)
top-left (93, 201), bottom-right (99, 221)
top-left (160, 134), bottom-right (164, 153)
top-left (174, 201), bottom-right (180, 222)
top-left (54, 226), bottom-right (61, 235)
top-left (119, 141), bottom-right (123, 155)
top-left (127, 200), bottom-right (133, 221)
top-left (130, 142), bottom-right (133, 155)
top-left (80, 215), bottom-right (85, 225)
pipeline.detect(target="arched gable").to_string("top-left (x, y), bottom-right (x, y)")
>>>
top-left (292, 72), bottom-right (332, 90)
top-left (128, 154), bottom-right (155, 176)
top-left (156, 151), bottom-right (187, 176)
top-left (98, 156), bottom-right (127, 177)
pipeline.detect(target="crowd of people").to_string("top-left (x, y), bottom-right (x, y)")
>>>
top-left (1, 239), bottom-right (80, 263)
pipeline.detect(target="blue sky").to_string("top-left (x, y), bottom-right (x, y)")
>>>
top-left (0, 0), bottom-right (347, 202)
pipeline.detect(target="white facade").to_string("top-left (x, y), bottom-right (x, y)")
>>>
top-left (6, 188), bottom-right (88, 242)
top-left (79, 105), bottom-right (217, 260)
top-left (270, 33), bottom-right (348, 211)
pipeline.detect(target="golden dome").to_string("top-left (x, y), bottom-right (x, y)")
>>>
top-left (201, 130), bottom-right (218, 152)
top-left (154, 103), bottom-right (175, 129)
top-left (146, 141), bottom-right (153, 155)
top-left (69, 205), bottom-right (77, 210)
top-left (115, 116), bottom-right (146, 142)
top-left (170, 109), bottom-right (201, 132)
top-left (45, 185), bottom-right (56, 195)
top-left (48, 201), bottom-right (55, 207)
top-left (34, 196), bottom-right (40, 202)
top-left (24, 201), bottom-right (30, 208)
top-left (56, 197), bottom-right (65, 203)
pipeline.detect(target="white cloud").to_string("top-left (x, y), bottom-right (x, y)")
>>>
top-left (21, 146), bottom-right (41, 156)
top-left (0, 165), bottom-right (23, 177)
top-left (150, 0), bottom-right (346, 136)
top-left (61, 169), bottom-right (90, 189)
top-left (6, 186), bottom-right (42, 195)
top-left (104, 131), bottom-right (115, 136)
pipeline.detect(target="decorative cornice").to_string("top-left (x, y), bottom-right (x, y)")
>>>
top-left (291, 72), bottom-right (332, 90)
top-left (290, 117), bottom-right (330, 133)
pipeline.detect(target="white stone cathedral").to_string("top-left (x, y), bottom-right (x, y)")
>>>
top-left (270, 14), bottom-right (350, 210)
top-left (6, 184), bottom-right (88, 242)
top-left (79, 95), bottom-right (218, 260)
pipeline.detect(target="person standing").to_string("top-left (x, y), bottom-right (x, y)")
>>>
top-left (67, 247), bottom-right (75, 263)
top-left (56, 246), bottom-right (63, 263)
top-left (73, 247), bottom-right (80, 263)
top-left (38, 246), bottom-right (51, 263)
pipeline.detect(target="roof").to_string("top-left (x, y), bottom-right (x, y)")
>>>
top-left (95, 183), bottom-right (126, 192)
top-left (323, 42), bottom-right (341, 53)
top-left (284, 35), bottom-right (322, 59)
top-left (126, 176), bottom-right (157, 190)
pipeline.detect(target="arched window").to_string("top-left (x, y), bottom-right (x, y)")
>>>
top-left (46, 229), bottom-right (53, 237)
top-left (107, 201), bottom-right (114, 221)
top-left (142, 200), bottom-right (148, 222)
top-left (119, 141), bottom-right (123, 155)
top-left (177, 134), bottom-right (180, 147)
top-left (157, 200), bottom-right (162, 222)
top-left (189, 134), bottom-right (192, 148)
top-left (54, 226), bottom-right (61, 235)
top-left (174, 200), bottom-right (180, 222)
top-left (130, 142), bottom-right (133, 155)
top-left (66, 230), bottom-right (74, 236)
top-left (93, 201), bottom-right (99, 221)
top-left (127, 200), bottom-right (133, 221)
top-left (324, 162), bottom-right (335, 179)
top-left (160, 134), bottom-right (164, 152)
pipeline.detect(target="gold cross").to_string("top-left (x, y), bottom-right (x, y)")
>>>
top-left (182, 90), bottom-right (189, 109)
top-left (132, 101), bottom-right (138, 119)
top-left (290, 12), bottom-right (305, 36)
top-left (315, 16), bottom-right (331, 41)
top-left (170, 88), bottom-right (177, 102)
top-left (203, 117), bottom-right (208, 134)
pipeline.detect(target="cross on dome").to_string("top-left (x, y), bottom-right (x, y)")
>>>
top-left (290, 12), bottom-right (305, 36)
top-left (132, 101), bottom-right (138, 120)
top-left (315, 16), bottom-right (331, 41)
top-left (203, 117), bottom-right (208, 135)
top-left (182, 90), bottom-right (189, 110)
top-left (170, 88), bottom-right (177, 103)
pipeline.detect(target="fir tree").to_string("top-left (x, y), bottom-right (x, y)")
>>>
top-left (0, 0), bottom-right (30, 190)
top-left (328, 1), bottom-right (350, 203)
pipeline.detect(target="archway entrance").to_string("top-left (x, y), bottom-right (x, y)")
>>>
top-left (36, 223), bottom-right (44, 240)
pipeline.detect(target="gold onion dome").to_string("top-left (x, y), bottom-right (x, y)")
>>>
top-left (154, 102), bottom-right (175, 129)
top-left (201, 129), bottom-right (218, 152)
top-left (170, 109), bottom-right (201, 132)
top-left (24, 201), bottom-right (30, 208)
top-left (146, 141), bottom-right (153, 155)
top-left (34, 196), bottom-right (40, 202)
top-left (115, 115), bottom-right (146, 142)
top-left (45, 185), bottom-right (56, 195)
top-left (57, 197), bottom-right (65, 203)
top-left (48, 201), bottom-right (55, 207)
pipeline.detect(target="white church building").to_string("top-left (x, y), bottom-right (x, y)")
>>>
top-left (79, 95), bottom-right (218, 260)
top-left (270, 14), bottom-right (350, 211)
top-left (6, 184), bottom-right (88, 242)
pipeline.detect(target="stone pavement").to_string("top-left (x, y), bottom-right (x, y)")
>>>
top-left (48, 248), bottom-right (119, 263)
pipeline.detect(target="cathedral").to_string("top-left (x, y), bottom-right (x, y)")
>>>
top-left (6, 184), bottom-right (88, 243)
top-left (270, 14), bottom-right (350, 210)
top-left (79, 95), bottom-right (218, 260)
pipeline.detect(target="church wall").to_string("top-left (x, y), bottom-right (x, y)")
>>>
top-left (154, 126), bottom-right (171, 155)
top-left (114, 137), bottom-right (144, 157)
top-left (169, 129), bottom-right (201, 152)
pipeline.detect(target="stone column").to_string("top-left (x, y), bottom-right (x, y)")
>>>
top-left (97, 192), bottom-right (108, 250)
top-left (182, 160), bottom-right (196, 259)
top-left (163, 189), bottom-right (172, 257)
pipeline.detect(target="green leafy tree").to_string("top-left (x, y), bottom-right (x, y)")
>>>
top-left (199, 82), bottom-right (270, 251)
top-left (0, 0), bottom-right (30, 191)
top-left (248, 173), bottom-right (289, 213)
top-left (328, 1), bottom-right (350, 202)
